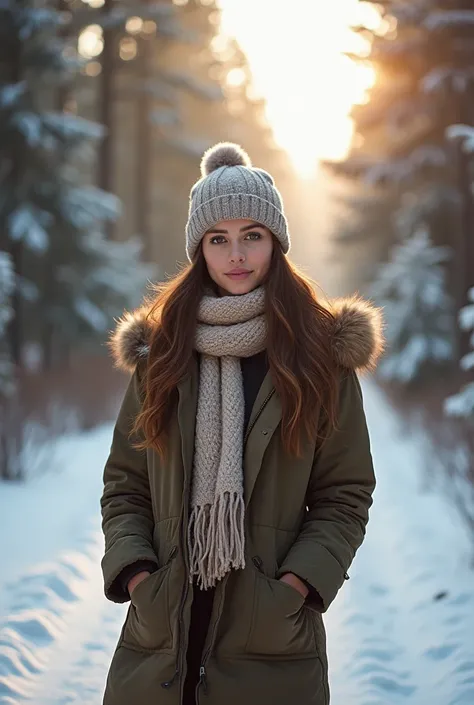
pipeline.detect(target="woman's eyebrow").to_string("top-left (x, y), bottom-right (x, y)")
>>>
top-left (206, 222), bottom-right (263, 235)
top-left (240, 222), bottom-right (264, 232)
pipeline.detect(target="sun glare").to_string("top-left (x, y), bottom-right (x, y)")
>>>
top-left (217, 0), bottom-right (377, 176)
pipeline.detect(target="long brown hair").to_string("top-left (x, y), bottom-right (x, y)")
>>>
top-left (133, 241), bottom-right (340, 458)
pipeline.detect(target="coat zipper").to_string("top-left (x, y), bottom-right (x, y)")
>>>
top-left (195, 572), bottom-right (229, 703)
top-left (197, 665), bottom-right (208, 698)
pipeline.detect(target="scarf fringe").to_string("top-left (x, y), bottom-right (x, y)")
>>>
top-left (187, 491), bottom-right (246, 590)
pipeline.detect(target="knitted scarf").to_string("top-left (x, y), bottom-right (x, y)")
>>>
top-left (188, 285), bottom-right (267, 589)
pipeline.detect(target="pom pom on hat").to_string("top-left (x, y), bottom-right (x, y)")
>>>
top-left (200, 142), bottom-right (252, 177)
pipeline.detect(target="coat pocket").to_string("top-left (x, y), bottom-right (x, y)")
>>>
top-left (245, 556), bottom-right (317, 658)
top-left (122, 546), bottom-right (177, 652)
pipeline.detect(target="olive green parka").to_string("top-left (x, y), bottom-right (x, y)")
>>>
top-left (101, 295), bottom-right (384, 705)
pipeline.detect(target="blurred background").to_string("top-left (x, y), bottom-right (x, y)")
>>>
top-left (1, 1), bottom-right (474, 704)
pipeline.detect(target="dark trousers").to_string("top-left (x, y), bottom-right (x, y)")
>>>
top-left (182, 583), bottom-right (215, 705)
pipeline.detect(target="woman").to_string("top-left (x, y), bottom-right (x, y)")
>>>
top-left (101, 142), bottom-right (384, 705)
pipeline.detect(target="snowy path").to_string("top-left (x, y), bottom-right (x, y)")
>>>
top-left (1, 380), bottom-right (474, 704)
top-left (0, 428), bottom-right (126, 705)
top-left (325, 382), bottom-right (474, 705)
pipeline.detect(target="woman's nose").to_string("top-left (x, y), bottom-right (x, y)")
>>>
top-left (229, 248), bottom-right (245, 263)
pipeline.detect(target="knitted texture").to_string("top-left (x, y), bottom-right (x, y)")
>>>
top-left (185, 142), bottom-right (290, 261)
top-left (189, 286), bottom-right (267, 589)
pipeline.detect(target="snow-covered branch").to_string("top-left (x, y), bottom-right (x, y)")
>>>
top-left (444, 288), bottom-right (474, 419)
top-left (366, 146), bottom-right (448, 186)
top-left (422, 67), bottom-right (474, 95)
top-left (370, 224), bottom-right (455, 383)
top-left (446, 124), bottom-right (474, 154)
top-left (424, 10), bottom-right (474, 32)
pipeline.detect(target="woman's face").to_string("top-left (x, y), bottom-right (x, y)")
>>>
top-left (201, 219), bottom-right (274, 296)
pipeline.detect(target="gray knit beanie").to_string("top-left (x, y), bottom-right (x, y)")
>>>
top-left (185, 142), bottom-right (290, 261)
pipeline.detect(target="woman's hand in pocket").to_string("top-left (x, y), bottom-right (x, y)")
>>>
top-left (127, 570), bottom-right (151, 597)
top-left (279, 572), bottom-right (309, 599)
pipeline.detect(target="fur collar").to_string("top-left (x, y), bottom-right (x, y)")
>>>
top-left (109, 295), bottom-right (385, 375)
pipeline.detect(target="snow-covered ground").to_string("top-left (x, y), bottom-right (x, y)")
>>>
top-left (0, 379), bottom-right (473, 705)
top-left (0, 427), bottom-right (126, 705)
top-left (326, 382), bottom-right (474, 705)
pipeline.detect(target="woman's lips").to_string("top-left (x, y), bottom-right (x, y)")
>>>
top-left (225, 271), bottom-right (252, 280)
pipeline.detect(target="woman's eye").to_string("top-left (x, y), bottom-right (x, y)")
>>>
top-left (209, 231), bottom-right (262, 244)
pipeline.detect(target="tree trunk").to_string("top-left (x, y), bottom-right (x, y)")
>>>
top-left (41, 0), bottom-right (69, 373)
top-left (98, 0), bottom-right (116, 238)
top-left (8, 239), bottom-right (23, 367)
top-left (136, 12), bottom-right (153, 259)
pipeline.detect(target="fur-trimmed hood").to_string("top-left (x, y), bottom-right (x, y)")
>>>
top-left (109, 294), bottom-right (385, 375)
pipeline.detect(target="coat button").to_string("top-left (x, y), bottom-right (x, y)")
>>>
top-left (262, 429), bottom-right (268, 435)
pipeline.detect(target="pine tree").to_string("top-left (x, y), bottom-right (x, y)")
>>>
top-left (0, 0), bottom-right (156, 372)
top-left (326, 0), bottom-right (474, 379)
top-left (341, 1), bottom-right (474, 189)
top-left (0, 0), bottom-right (157, 478)
top-left (369, 223), bottom-right (455, 383)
